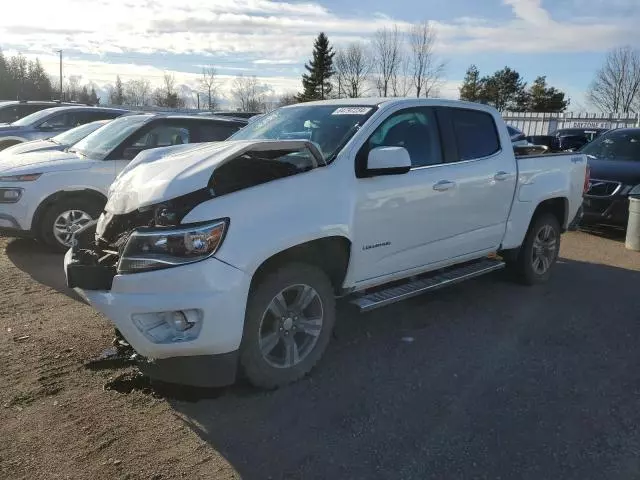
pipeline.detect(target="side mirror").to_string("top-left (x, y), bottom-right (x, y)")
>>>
top-left (366, 146), bottom-right (411, 176)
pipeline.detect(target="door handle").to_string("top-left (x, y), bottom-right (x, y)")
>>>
top-left (433, 180), bottom-right (456, 191)
top-left (494, 171), bottom-right (511, 181)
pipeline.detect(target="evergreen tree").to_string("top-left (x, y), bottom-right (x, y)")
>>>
top-left (459, 65), bottom-right (483, 102)
top-left (109, 75), bottom-right (125, 105)
top-left (478, 67), bottom-right (527, 112)
top-left (89, 86), bottom-right (99, 105)
top-left (525, 76), bottom-right (569, 112)
top-left (78, 85), bottom-right (91, 104)
top-left (25, 59), bottom-right (52, 100)
top-left (298, 32), bottom-right (335, 102)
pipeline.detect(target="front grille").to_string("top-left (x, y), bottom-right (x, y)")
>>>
top-left (585, 179), bottom-right (622, 198)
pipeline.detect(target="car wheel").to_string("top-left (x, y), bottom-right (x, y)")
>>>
top-left (508, 213), bottom-right (561, 285)
top-left (39, 197), bottom-right (103, 253)
top-left (240, 263), bottom-right (336, 389)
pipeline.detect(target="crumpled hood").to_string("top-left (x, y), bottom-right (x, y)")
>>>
top-left (105, 139), bottom-right (313, 214)
top-left (0, 149), bottom-right (93, 175)
top-left (0, 139), bottom-right (57, 158)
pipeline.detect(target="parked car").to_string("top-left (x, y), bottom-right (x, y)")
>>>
top-left (0, 100), bottom-right (77, 124)
top-left (0, 120), bottom-right (111, 158)
top-left (65, 98), bottom-right (587, 389)
top-left (0, 106), bottom-right (129, 151)
top-left (581, 128), bottom-right (640, 226)
top-left (0, 113), bottom-right (247, 251)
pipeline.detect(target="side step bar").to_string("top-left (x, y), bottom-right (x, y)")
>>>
top-left (350, 258), bottom-right (505, 312)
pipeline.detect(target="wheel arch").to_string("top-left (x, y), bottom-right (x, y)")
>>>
top-left (31, 189), bottom-right (107, 235)
top-left (249, 236), bottom-right (352, 294)
top-left (532, 197), bottom-right (568, 231)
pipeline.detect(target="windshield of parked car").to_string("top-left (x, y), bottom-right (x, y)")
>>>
top-left (72, 115), bottom-right (151, 159)
top-left (10, 108), bottom-right (57, 127)
top-left (581, 130), bottom-right (640, 161)
top-left (229, 104), bottom-right (377, 161)
top-left (51, 120), bottom-right (109, 146)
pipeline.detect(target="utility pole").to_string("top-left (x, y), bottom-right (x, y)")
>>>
top-left (56, 50), bottom-right (63, 101)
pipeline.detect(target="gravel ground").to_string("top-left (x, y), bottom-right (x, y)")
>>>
top-left (1, 229), bottom-right (640, 480)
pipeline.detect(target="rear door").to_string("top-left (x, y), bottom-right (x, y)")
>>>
top-left (437, 107), bottom-right (517, 253)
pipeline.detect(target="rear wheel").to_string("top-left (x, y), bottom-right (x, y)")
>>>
top-left (39, 197), bottom-right (103, 252)
top-left (507, 213), bottom-right (561, 285)
top-left (240, 263), bottom-right (336, 389)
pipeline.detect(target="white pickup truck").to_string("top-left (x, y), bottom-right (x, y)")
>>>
top-left (65, 98), bottom-right (588, 389)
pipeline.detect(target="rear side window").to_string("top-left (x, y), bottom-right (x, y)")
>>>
top-left (196, 122), bottom-right (243, 142)
top-left (0, 106), bottom-right (18, 123)
top-left (451, 108), bottom-right (500, 161)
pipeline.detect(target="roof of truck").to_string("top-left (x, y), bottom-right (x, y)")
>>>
top-left (290, 97), bottom-right (497, 112)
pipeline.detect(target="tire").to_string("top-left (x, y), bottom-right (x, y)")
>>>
top-left (39, 196), bottom-right (104, 253)
top-left (240, 263), bottom-right (336, 389)
top-left (507, 213), bottom-right (561, 285)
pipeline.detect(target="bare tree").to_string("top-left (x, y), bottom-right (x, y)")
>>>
top-left (124, 78), bottom-right (151, 106)
top-left (64, 75), bottom-right (82, 102)
top-left (199, 67), bottom-right (219, 110)
top-left (409, 21), bottom-right (446, 98)
top-left (335, 43), bottom-right (371, 98)
top-left (392, 54), bottom-right (413, 97)
top-left (230, 75), bottom-right (271, 112)
top-left (153, 73), bottom-right (185, 108)
top-left (371, 25), bottom-right (403, 97)
top-left (588, 46), bottom-right (640, 113)
top-left (276, 93), bottom-right (299, 107)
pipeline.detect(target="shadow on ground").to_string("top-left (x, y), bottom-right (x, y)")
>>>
top-left (169, 259), bottom-right (640, 480)
top-left (5, 238), bottom-right (83, 302)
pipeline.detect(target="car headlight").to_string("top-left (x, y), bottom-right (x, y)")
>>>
top-left (0, 173), bottom-right (41, 182)
top-left (0, 188), bottom-right (22, 203)
top-left (117, 219), bottom-right (228, 274)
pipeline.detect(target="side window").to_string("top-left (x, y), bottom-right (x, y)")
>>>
top-left (40, 113), bottom-right (68, 129)
top-left (365, 107), bottom-right (442, 168)
top-left (130, 123), bottom-right (191, 148)
top-left (196, 122), bottom-right (242, 142)
top-left (450, 108), bottom-right (500, 161)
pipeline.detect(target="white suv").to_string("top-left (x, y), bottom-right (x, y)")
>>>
top-left (0, 113), bottom-right (246, 251)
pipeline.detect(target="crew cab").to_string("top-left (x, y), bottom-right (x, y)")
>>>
top-left (65, 98), bottom-right (588, 389)
top-left (0, 113), bottom-right (246, 251)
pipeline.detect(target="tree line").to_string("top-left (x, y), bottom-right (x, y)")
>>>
top-left (0, 50), bottom-right (54, 101)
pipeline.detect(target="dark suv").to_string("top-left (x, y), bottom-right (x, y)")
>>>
top-left (0, 101), bottom-right (77, 124)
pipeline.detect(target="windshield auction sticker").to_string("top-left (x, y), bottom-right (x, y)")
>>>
top-left (331, 107), bottom-right (373, 115)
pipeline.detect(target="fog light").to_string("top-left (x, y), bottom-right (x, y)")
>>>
top-left (132, 309), bottom-right (203, 344)
top-left (0, 188), bottom-right (22, 203)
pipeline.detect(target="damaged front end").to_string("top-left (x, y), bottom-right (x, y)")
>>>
top-left (66, 140), bottom-right (323, 291)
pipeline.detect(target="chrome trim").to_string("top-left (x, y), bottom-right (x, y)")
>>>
top-left (584, 178), bottom-right (622, 198)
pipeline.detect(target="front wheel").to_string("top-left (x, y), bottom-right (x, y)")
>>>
top-left (507, 213), bottom-right (561, 285)
top-left (39, 197), bottom-right (104, 252)
top-left (240, 263), bottom-right (336, 389)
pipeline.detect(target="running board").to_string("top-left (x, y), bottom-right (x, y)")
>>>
top-left (350, 258), bottom-right (505, 312)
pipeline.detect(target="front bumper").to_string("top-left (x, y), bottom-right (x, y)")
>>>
top-left (65, 249), bottom-right (252, 385)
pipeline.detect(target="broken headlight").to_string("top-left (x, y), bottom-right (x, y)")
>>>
top-left (117, 219), bottom-right (228, 274)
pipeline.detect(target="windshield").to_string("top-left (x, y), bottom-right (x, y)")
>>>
top-left (11, 108), bottom-right (57, 127)
top-left (229, 104), bottom-right (377, 161)
top-left (581, 130), bottom-right (640, 162)
top-left (51, 120), bottom-right (109, 146)
top-left (72, 115), bottom-right (151, 159)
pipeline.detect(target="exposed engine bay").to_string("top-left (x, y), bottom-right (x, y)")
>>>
top-left (67, 143), bottom-right (323, 290)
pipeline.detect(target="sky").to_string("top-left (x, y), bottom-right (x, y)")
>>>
top-left (0, 0), bottom-right (639, 109)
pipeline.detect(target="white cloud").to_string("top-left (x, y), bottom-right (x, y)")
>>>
top-left (1, 0), bottom-right (638, 104)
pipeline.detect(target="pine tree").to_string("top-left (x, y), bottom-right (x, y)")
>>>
top-left (459, 65), bottom-right (482, 102)
top-left (525, 76), bottom-right (569, 112)
top-left (79, 85), bottom-right (91, 104)
top-left (478, 67), bottom-right (527, 112)
top-left (0, 50), bottom-right (12, 100)
top-left (89, 86), bottom-right (99, 105)
top-left (109, 75), bottom-right (125, 105)
top-left (298, 32), bottom-right (335, 102)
